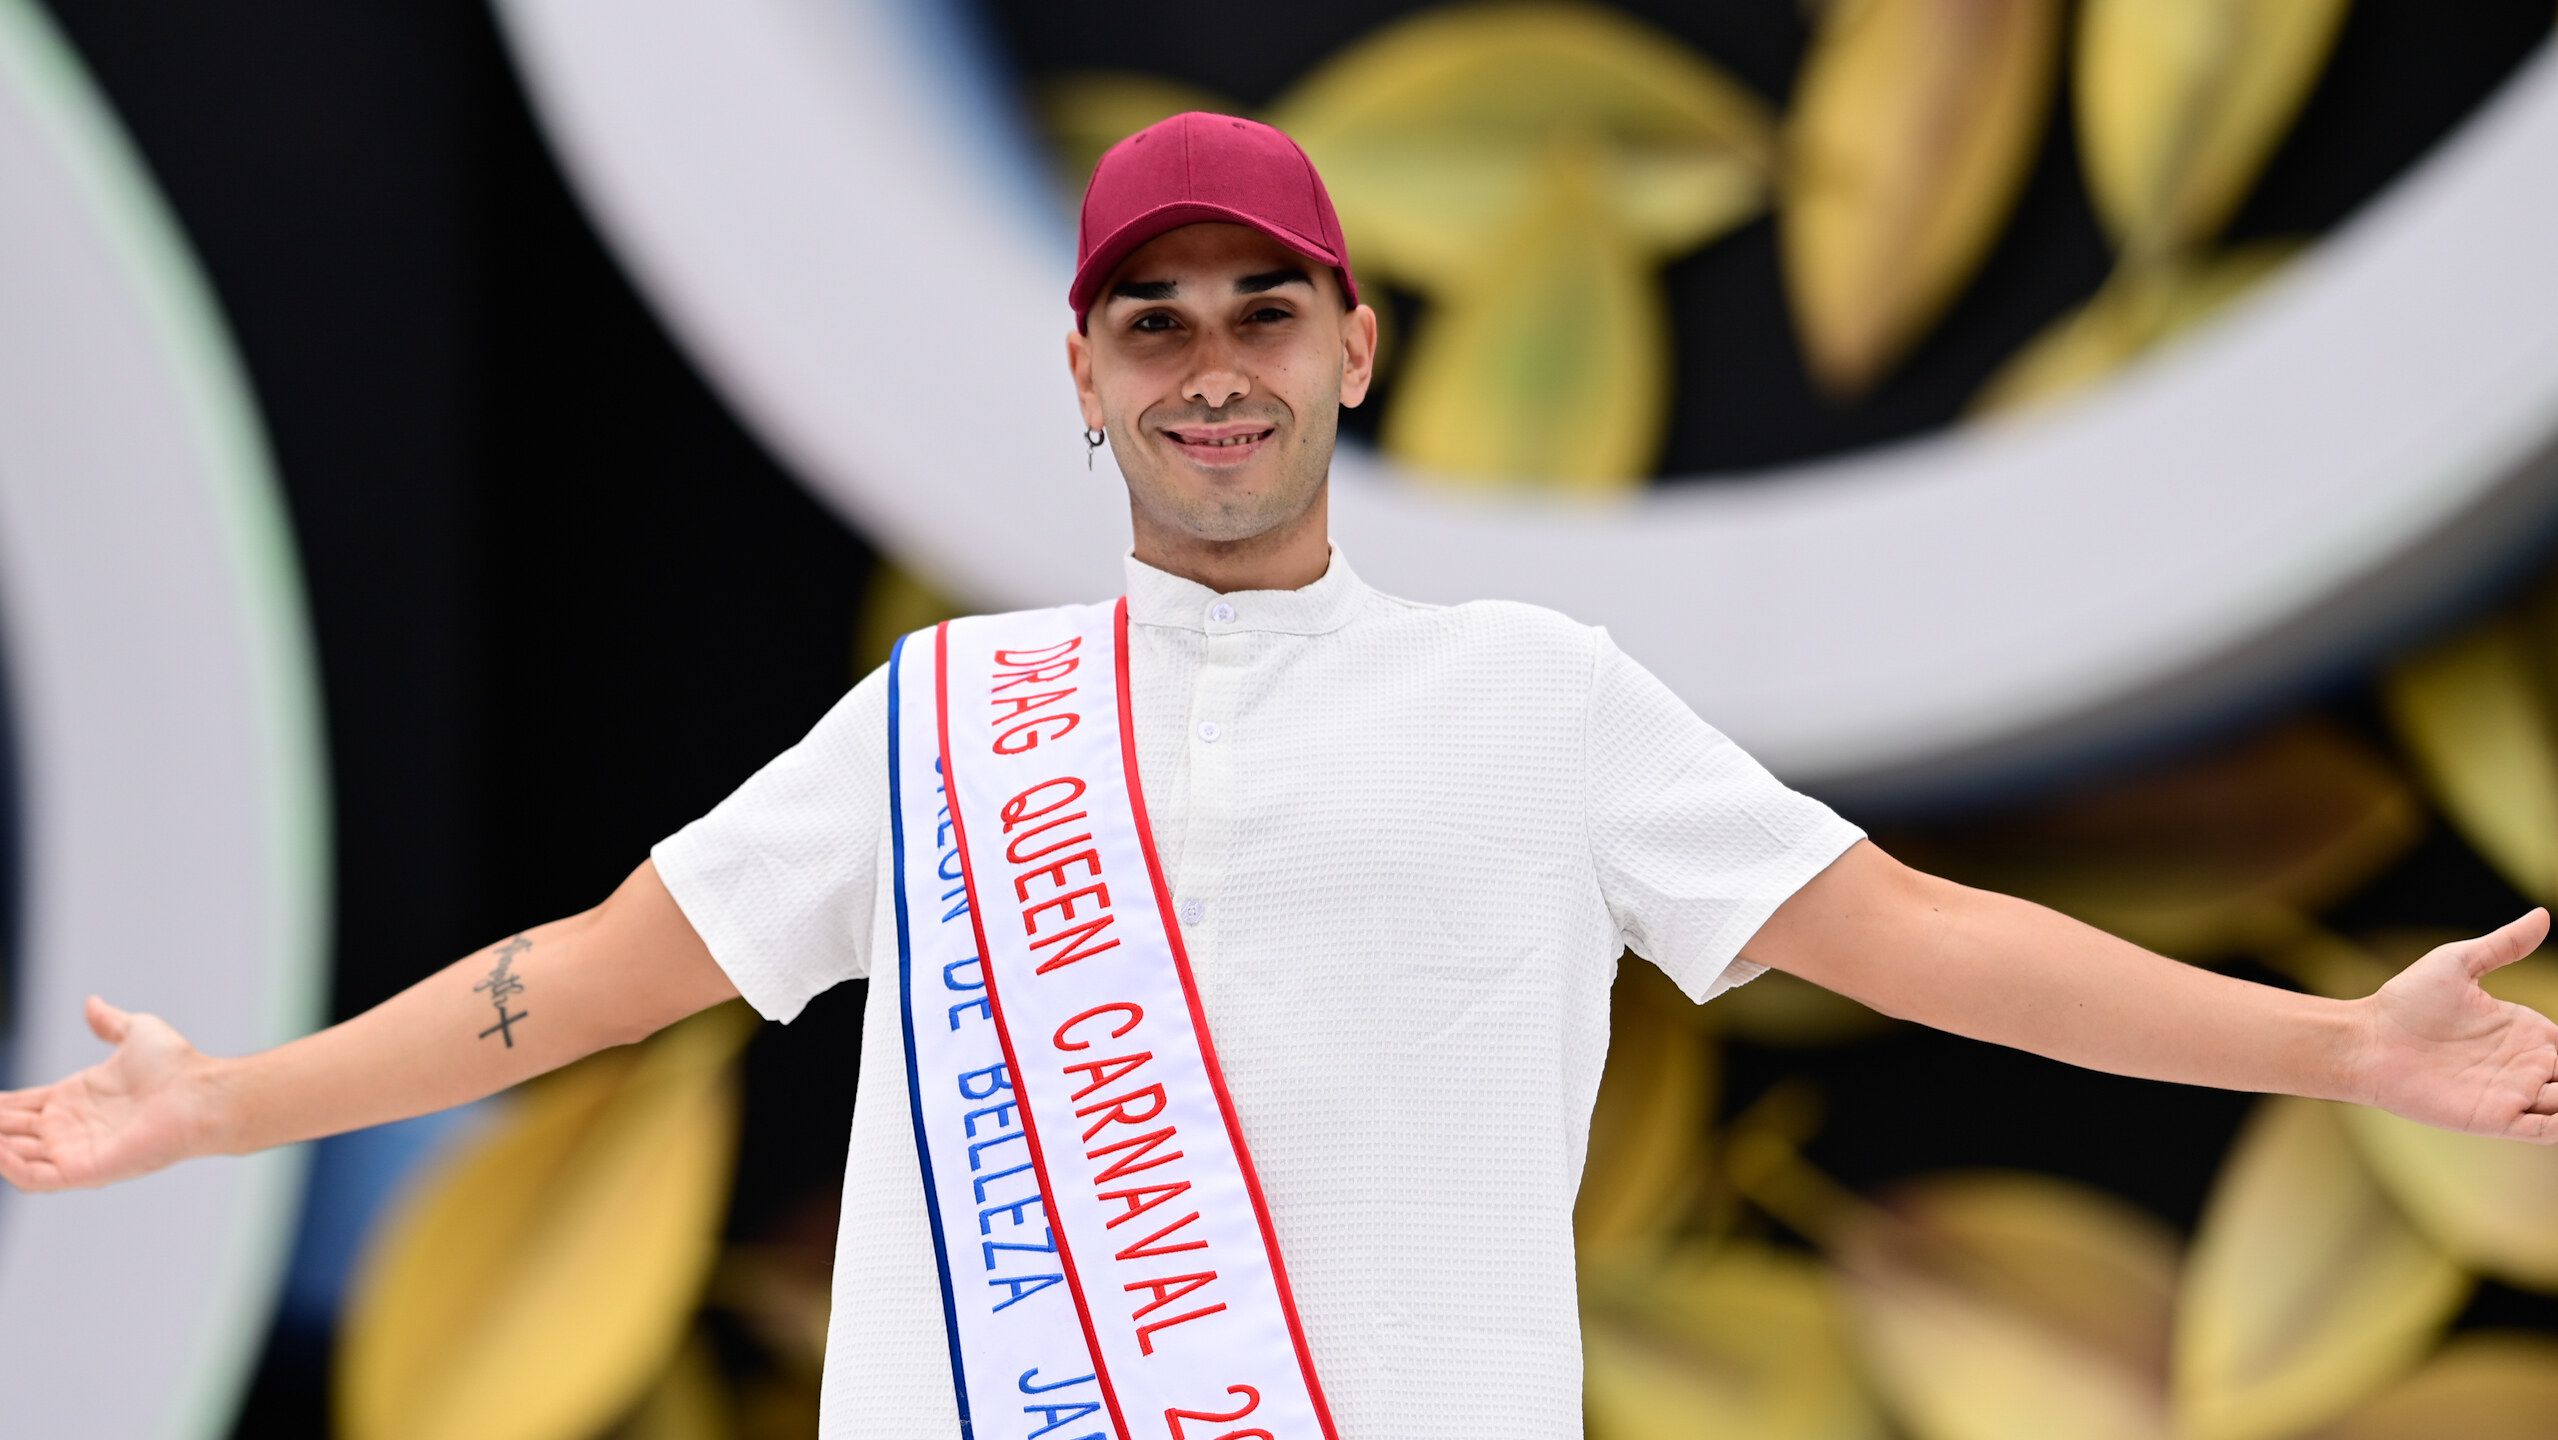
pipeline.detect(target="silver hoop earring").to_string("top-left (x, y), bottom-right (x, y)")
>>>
top-left (1083, 426), bottom-right (1105, 470)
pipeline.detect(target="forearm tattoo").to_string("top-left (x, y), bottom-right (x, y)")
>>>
top-left (472, 932), bottom-right (532, 1046)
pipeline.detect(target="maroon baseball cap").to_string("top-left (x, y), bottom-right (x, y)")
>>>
top-left (1070, 111), bottom-right (1360, 331)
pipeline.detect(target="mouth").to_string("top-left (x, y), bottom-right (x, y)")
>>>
top-left (1161, 425), bottom-right (1276, 469)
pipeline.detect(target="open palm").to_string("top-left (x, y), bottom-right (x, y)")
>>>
top-left (0, 996), bottom-right (221, 1192)
top-left (2362, 907), bottom-right (2558, 1143)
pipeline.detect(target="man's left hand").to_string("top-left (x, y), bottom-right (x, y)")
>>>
top-left (2358, 907), bottom-right (2558, 1143)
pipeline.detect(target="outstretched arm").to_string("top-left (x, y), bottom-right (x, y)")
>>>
top-left (0, 857), bottom-right (738, 1192)
top-left (1746, 839), bottom-right (2558, 1143)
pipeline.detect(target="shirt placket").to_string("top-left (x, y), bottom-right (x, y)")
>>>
top-left (1175, 600), bottom-right (1248, 971)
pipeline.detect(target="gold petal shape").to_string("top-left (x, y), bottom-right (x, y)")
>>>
top-left (2309, 1332), bottom-right (2558, 1440)
top-left (1269, 3), bottom-right (1775, 283)
top-left (2075, 0), bottom-right (2351, 261)
top-left (2379, 614), bottom-right (2558, 907)
top-left (1582, 1242), bottom-right (1889, 1440)
top-left (1379, 143), bottom-right (1666, 489)
top-left (2174, 1095), bottom-right (2470, 1440)
top-left (1968, 240), bottom-right (2298, 417)
top-left (1033, 73), bottom-right (1242, 213)
top-left (1780, 0), bottom-right (2062, 396)
top-left (1833, 1170), bottom-right (2179, 1440)
top-left (1576, 959), bottom-right (1716, 1255)
top-left (2345, 1098), bottom-right (2558, 1293)
top-left (337, 1002), bottom-right (758, 1440)
top-left (1877, 718), bottom-right (2420, 964)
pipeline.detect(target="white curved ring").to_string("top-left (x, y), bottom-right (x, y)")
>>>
top-left (492, 2), bottom-right (2558, 808)
top-left (0, 3), bottom-right (330, 1434)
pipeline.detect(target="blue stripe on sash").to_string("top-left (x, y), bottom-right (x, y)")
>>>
top-left (887, 631), bottom-right (975, 1435)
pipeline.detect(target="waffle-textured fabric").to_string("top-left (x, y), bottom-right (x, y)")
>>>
top-left (650, 542), bottom-right (1868, 1438)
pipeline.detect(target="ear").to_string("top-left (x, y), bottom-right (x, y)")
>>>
top-left (1339, 301), bottom-right (1380, 409)
top-left (1065, 327), bottom-right (1106, 431)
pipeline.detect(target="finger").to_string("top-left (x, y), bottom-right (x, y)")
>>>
top-left (2462, 908), bottom-right (2551, 979)
top-left (2533, 1080), bottom-right (2558, 1117)
top-left (0, 1107), bottom-right (37, 1136)
top-left (4, 1136), bottom-right (50, 1175)
top-left (84, 994), bottom-right (129, 1045)
top-left (7, 1150), bottom-right (63, 1191)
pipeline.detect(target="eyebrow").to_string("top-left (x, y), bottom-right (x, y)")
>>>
top-left (1107, 267), bottom-right (1315, 305)
top-left (1236, 267), bottom-right (1313, 295)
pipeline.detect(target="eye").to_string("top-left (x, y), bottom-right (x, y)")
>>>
top-left (1247, 305), bottom-right (1294, 324)
top-left (1129, 311), bottom-right (1176, 333)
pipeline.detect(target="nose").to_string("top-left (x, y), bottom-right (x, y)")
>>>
top-left (1183, 333), bottom-right (1251, 410)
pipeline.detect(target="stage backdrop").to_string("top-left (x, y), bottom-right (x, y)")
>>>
top-left (4, 3), bottom-right (2555, 1438)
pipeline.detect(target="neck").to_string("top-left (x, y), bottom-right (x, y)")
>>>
top-left (1130, 484), bottom-right (1332, 593)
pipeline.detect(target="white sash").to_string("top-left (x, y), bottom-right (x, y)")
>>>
top-left (888, 597), bottom-right (1336, 1440)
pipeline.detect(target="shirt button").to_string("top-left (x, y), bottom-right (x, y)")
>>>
top-left (1177, 897), bottom-right (1206, 925)
top-left (1208, 602), bottom-right (1235, 624)
top-left (1196, 720), bottom-right (1222, 743)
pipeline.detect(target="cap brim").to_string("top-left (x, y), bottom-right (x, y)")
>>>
top-left (1070, 200), bottom-right (1354, 329)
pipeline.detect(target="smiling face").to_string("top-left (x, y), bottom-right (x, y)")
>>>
top-left (1067, 222), bottom-right (1377, 576)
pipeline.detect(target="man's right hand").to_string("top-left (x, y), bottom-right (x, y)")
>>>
top-left (1, 859), bottom-right (744, 1192)
top-left (0, 995), bottom-right (228, 1193)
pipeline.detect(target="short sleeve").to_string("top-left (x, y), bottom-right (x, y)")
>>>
top-left (650, 660), bottom-right (891, 1024)
top-left (1586, 627), bottom-right (1866, 1004)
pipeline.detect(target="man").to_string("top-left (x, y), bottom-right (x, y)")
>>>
top-left (5, 112), bottom-right (2555, 1438)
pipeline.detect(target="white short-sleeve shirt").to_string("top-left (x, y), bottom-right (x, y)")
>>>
top-left (650, 541), bottom-right (1867, 1438)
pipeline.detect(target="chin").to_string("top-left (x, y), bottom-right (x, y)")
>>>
top-left (1181, 513), bottom-right (1285, 545)
top-left (1131, 468), bottom-right (1318, 545)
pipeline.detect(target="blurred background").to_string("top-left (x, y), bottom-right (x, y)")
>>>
top-left (5, 0), bottom-right (2558, 1436)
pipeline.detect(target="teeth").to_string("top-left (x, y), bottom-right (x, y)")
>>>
top-left (1185, 433), bottom-right (1261, 447)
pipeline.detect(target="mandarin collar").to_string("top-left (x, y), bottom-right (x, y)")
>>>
top-left (1122, 541), bottom-right (1369, 635)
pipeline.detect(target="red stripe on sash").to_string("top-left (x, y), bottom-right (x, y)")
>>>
top-left (933, 619), bottom-right (1134, 1440)
top-left (1111, 597), bottom-right (1342, 1440)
